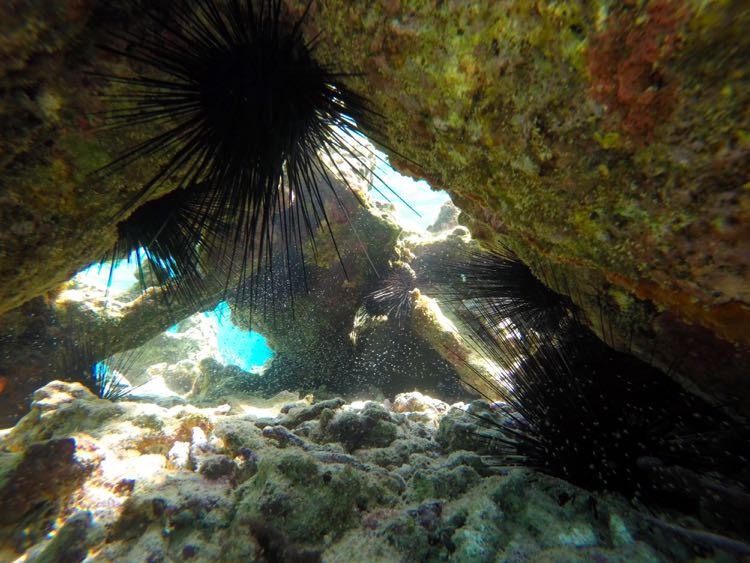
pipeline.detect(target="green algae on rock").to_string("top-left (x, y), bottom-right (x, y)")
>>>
top-left (282, 0), bottom-right (750, 409)
top-left (0, 0), bottom-right (748, 410)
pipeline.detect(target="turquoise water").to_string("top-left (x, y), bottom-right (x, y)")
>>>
top-left (208, 301), bottom-right (273, 371)
top-left (76, 250), bottom-right (143, 294)
top-left (164, 302), bottom-right (274, 371)
top-left (76, 249), bottom-right (181, 294)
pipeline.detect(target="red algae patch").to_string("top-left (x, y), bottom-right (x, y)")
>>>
top-left (586, 1), bottom-right (688, 143)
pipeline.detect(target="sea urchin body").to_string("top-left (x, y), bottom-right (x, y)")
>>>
top-left (96, 0), bottom-right (393, 306)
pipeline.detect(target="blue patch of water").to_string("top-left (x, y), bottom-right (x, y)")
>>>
top-left (208, 301), bottom-right (273, 371)
top-left (76, 249), bottom-right (180, 294)
top-left (163, 302), bottom-right (273, 370)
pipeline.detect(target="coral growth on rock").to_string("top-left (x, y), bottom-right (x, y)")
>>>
top-left (0, 0), bottom-right (748, 416)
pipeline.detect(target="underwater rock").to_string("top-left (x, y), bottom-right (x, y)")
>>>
top-left (357, 437), bottom-right (442, 472)
top-left (274, 397), bottom-right (346, 429)
top-left (426, 200), bottom-right (461, 233)
top-left (188, 358), bottom-right (260, 403)
top-left (329, 471), bottom-right (675, 563)
top-left (0, 380), bottom-right (740, 561)
top-left (197, 455), bottom-right (236, 481)
top-left (211, 417), bottom-right (266, 455)
top-left (435, 403), bottom-right (497, 453)
top-left (261, 425), bottom-right (312, 450)
top-left (23, 510), bottom-right (95, 563)
top-left (322, 402), bottom-right (401, 452)
top-left (3, 381), bottom-right (121, 450)
top-left (406, 465), bottom-right (482, 503)
top-left (0, 438), bottom-right (89, 525)
top-left (280, 0), bottom-right (750, 411)
top-left (151, 360), bottom-right (199, 395)
top-left (392, 391), bottom-right (450, 417)
top-left (390, 391), bottom-right (455, 430)
top-left (0, 0), bottom-right (107, 315)
top-left (232, 449), bottom-right (399, 546)
top-left (167, 441), bottom-right (190, 471)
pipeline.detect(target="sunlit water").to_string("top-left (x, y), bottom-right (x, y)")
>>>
top-left (371, 151), bottom-right (451, 232)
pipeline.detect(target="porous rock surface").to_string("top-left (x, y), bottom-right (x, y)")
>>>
top-left (285, 0), bottom-right (750, 409)
top-left (0, 381), bottom-right (720, 562)
top-left (0, 2), bottom-right (747, 409)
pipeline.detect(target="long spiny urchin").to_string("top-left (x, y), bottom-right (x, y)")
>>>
top-left (432, 247), bottom-right (747, 506)
top-left (362, 263), bottom-right (418, 322)
top-left (426, 245), bottom-right (575, 337)
top-left (94, 0), bottom-right (404, 307)
top-left (106, 182), bottom-right (226, 305)
top-left (60, 317), bottom-right (146, 401)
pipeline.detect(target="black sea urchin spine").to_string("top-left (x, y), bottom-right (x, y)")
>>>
top-left (60, 319), bottom-right (146, 401)
top-left (106, 182), bottom-right (228, 305)
top-left (362, 263), bottom-right (418, 322)
top-left (94, 0), bottom-right (407, 310)
top-left (431, 247), bottom-right (747, 505)
top-left (426, 245), bottom-right (575, 337)
top-left (458, 301), bottom-right (745, 502)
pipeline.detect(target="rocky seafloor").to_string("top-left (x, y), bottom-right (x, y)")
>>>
top-left (0, 382), bottom-right (738, 563)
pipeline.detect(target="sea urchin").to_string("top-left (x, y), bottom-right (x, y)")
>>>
top-left (60, 321), bottom-right (146, 401)
top-left (426, 245), bottom-right (574, 337)
top-left (96, 0), bottom-right (399, 306)
top-left (362, 263), bottom-right (418, 322)
top-left (430, 247), bottom-right (747, 507)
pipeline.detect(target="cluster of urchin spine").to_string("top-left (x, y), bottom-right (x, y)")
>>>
top-left (427, 246), bottom-right (748, 518)
top-left (95, 0), bottom-right (399, 311)
top-left (71, 0), bottom-right (407, 396)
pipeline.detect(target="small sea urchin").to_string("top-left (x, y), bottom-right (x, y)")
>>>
top-left (60, 321), bottom-right (145, 401)
top-left (362, 263), bottom-right (418, 321)
top-left (95, 0), bottom-right (404, 307)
